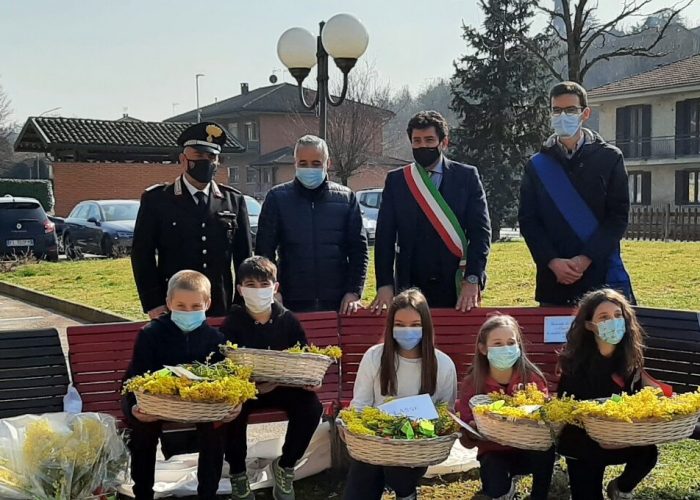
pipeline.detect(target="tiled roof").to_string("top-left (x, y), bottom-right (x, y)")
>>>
top-left (588, 54), bottom-right (700, 99)
top-left (14, 117), bottom-right (245, 161)
top-left (165, 83), bottom-right (393, 122)
top-left (251, 146), bottom-right (408, 168)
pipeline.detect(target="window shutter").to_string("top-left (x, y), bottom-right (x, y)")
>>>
top-left (675, 170), bottom-right (687, 205)
top-left (616, 107), bottom-right (630, 157)
top-left (642, 105), bottom-right (652, 158)
top-left (641, 171), bottom-right (652, 205)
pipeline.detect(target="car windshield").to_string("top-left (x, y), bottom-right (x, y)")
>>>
top-left (101, 202), bottom-right (139, 221)
top-left (245, 196), bottom-right (261, 216)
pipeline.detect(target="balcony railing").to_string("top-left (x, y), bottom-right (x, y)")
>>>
top-left (611, 135), bottom-right (700, 160)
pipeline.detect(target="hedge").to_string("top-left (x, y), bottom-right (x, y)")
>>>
top-left (0, 179), bottom-right (55, 212)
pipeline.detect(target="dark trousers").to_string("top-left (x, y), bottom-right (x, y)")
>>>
top-left (225, 387), bottom-right (323, 474)
top-left (562, 432), bottom-right (658, 500)
top-left (478, 448), bottom-right (555, 500)
top-left (127, 419), bottom-right (225, 500)
top-left (343, 459), bottom-right (427, 499)
top-left (411, 278), bottom-right (457, 308)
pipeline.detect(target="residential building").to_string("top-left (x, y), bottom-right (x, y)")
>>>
top-left (589, 54), bottom-right (700, 207)
top-left (165, 82), bottom-right (405, 198)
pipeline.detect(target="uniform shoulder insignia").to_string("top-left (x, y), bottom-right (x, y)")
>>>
top-left (145, 183), bottom-right (167, 192)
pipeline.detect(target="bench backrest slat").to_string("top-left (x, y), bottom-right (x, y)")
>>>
top-left (0, 328), bottom-right (69, 418)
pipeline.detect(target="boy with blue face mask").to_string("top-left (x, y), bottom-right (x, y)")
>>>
top-left (121, 270), bottom-right (235, 500)
top-left (219, 256), bottom-right (323, 500)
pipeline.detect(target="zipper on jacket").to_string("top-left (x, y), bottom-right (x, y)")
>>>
top-left (311, 200), bottom-right (320, 309)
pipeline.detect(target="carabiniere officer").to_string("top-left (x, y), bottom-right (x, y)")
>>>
top-left (131, 122), bottom-right (252, 318)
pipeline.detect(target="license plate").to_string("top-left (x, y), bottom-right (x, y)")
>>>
top-left (6, 239), bottom-right (34, 247)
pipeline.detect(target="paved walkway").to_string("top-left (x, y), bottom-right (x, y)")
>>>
top-left (0, 292), bottom-right (83, 352)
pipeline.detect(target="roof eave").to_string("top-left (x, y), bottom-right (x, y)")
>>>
top-left (589, 83), bottom-right (700, 104)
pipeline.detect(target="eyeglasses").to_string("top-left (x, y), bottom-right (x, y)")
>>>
top-left (551, 107), bottom-right (584, 117)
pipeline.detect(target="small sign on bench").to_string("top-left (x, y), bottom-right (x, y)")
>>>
top-left (543, 316), bottom-right (575, 344)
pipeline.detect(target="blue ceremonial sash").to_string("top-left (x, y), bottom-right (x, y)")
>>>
top-left (530, 153), bottom-right (634, 301)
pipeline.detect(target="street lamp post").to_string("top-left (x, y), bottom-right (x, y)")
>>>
top-left (195, 74), bottom-right (205, 122)
top-left (277, 13), bottom-right (369, 140)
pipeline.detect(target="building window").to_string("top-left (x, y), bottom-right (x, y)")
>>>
top-left (261, 168), bottom-right (273, 184)
top-left (675, 169), bottom-right (700, 205)
top-left (228, 122), bottom-right (239, 139)
top-left (629, 171), bottom-right (650, 205)
top-left (247, 167), bottom-right (258, 184)
top-left (230, 166), bottom-right (239, 183)
top-left (616, 105), bottom-right (651, 159)
top-left (675, 98), bottom-right (700, 156)
top-left (246, 122), bottom-right (259, 142)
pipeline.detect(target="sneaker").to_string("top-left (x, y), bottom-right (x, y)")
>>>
top-left (271, 457), bottom-right (295, 500)
top-left (230, 472), bottom-right (255, 500)
top-left (607, 478), bottom-right (634, 500)
top-left (492, 480), bottom-right (516, 500)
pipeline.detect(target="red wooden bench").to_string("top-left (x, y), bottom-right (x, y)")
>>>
top-left (65, 311), bottom-right (340, 428)
top-left (338, 307), bottom-right (574, 406)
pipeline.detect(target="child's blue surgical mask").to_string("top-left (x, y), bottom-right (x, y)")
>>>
top-left (595, 317), bottom-right (626, 345)
top-left (487, 345), bottom-right (521, 370)
top-left (170, 310), bottom-right (206, 333)
top-left (551, 113), bottom-right (582, 138)
top-left (392, 327), bottom-right (423, 351)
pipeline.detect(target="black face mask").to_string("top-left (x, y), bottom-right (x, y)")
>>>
top-left (187, 159), bottom-right (217, 183)
top-left (412, 147), bottom-right (441, 169)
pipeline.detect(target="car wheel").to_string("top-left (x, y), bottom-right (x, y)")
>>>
top-left (102, 236), bottom-right (115, 258)
top-left (64, 233), bottom-right (82, 260)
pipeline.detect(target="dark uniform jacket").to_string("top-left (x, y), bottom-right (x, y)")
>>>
top-left (120, 314), bottom-right (224, 418)
top-left (518, 130), bottom-right (630, 305)
top-left (131, 175), bottom-right (252, 316)
top-left (374, 158), bottom-right (491, 305)
top-left (255, 178), bottom-right (368, 312)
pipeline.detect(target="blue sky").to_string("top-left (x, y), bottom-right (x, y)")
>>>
top-left (1, 0), bottom-right (695, 124)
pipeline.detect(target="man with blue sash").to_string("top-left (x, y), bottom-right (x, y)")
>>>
top-left (519, 81), bottom-right (634, 306)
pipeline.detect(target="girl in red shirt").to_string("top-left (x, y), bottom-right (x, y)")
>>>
top-left (457, 315), bottom-right (555, 500)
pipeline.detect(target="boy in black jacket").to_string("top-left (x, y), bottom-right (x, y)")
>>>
top-left (122, 270), bottom-right (239, 500)
top-left (221, 256), bottom-right (323, 500)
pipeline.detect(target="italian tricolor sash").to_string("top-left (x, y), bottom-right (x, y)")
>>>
top-left (403, 163), bottom-right (468, 292)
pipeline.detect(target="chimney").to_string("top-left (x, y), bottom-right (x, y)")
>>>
top-left (241, 83), bottom-right (249, 95)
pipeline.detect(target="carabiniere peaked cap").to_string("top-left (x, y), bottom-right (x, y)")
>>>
top-left (177, 122), bottom-right (228, 154)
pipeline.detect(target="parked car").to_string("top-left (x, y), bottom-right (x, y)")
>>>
top-left (47, 215), bottom-right (66, 253)
top-left (245, 195), bottom-right (261, 248)
top-left (63, 200), bottom-right (139, 258)
top-left (356, 188), bottom-right (382, 243)
top-left (0, 195), bottom-right (58, 261)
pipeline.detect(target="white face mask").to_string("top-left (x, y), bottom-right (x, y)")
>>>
top-left (240, 286), bottom-right (275, 313)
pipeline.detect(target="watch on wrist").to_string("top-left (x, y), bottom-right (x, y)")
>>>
top-left (466, 274), bottom-right (480, 285)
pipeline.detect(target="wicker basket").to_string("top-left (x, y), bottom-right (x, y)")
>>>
top-left (469, 395), bottom-right (558, 451)
top-left (222, 347), bottom-right (334, 386)
top-left (337, 420), bottom-right (459, 467)
top-left (135, 391), bottom-right (240, 423)
top-left (582, 412), bottom-right (700, 448)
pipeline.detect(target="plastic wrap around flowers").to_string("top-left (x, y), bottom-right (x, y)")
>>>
top-left (0, 412), bottom-right (127, 500)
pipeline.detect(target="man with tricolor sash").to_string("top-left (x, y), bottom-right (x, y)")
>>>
top-left (372, 111), bottom-right (491, 312)
top-left (518, 81), bottom-right (634, 306)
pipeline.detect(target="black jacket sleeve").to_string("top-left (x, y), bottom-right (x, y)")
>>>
top-left (581, 153), bottom-right (630, 264)
top-left (464, 167), bottom-right (491, 283)
top-left (518, 161), bottom-right (559, 267)
top-left (286, 311), bottom-right (308, 347)
top-left (345, 191), bottom-right (369, 297)
top-left (232, 192), bottom-right (253, 274)
top-left (255, 190), bottom-right (280, 265)
top-left (219, 314), bottom-right (238, 344)
top-left (121, 326), bottom-right (158, 415)
top-left (131, 191), bottom-right (165, 313)
top-left (374, 173), bottom-right (398, 289)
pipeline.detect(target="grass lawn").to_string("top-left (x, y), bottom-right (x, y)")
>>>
top-left (2, 240), bottom-right (700, 498)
